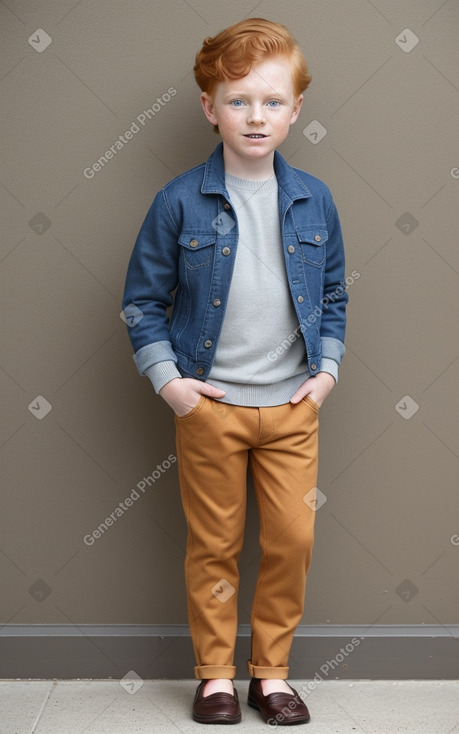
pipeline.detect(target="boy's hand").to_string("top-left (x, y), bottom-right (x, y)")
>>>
top-left (290, 372), bottom-right (335, 408)
top-left (159, 377), bottom-right (226, 417)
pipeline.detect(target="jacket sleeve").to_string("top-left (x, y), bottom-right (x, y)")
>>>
top-left (319, 195), bottom-right (348, 374)
top-left (122, 189), bottom-right (181, 376)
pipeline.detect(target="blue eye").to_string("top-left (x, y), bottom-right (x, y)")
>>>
top-left (231, 99), bottom-right (244, 107)
top-left (267, 101), bottom-right (280, 108)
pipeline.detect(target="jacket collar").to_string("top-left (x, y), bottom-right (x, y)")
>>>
top-left (201, 141), bottom-right (311, 202)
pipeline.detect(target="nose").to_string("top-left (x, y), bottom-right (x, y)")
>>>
top-left (247, 106), bottom-right (266, 125)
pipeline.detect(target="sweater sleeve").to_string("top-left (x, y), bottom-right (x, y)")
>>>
top-left (144, 360), bottom-right (182, 394)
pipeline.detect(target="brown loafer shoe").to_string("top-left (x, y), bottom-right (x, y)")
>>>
top-left (247, 678), bottom-right (310, 725)
top-left (192, 680), bottom-right (242, 724)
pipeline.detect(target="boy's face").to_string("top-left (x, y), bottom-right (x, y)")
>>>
top-left (201, 56), bottom-right (303, 172)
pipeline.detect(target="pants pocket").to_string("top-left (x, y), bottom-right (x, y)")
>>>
top-left (301, 395), bottom-right (320, 413)
top-left (175, 394), bottom-right (206, 421)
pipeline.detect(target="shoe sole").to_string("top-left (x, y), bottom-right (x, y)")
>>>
top-left (192, 712), bottom-right (242, 724)
top-left (247, 697), bottom-right (310, 725)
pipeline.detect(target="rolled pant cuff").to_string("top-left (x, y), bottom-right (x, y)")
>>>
top-left (194, 664), bottom-right (237, 680)
top-left (247, 661), bottom-right (290, 679)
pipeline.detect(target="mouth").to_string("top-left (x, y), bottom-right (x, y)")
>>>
top-left (244, 134), bottom-right (268, 139)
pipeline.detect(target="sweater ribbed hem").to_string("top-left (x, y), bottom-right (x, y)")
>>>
top-left (206, 370), bottom-right (310, 407)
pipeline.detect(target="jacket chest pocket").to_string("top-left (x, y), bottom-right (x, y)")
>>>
top-left (178, 233), bottom-right (216, 269)
top-left (297, 228), bottom-right (327, 267)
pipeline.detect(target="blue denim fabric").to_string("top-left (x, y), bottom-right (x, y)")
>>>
top-left (122, 142), bottom-right (347, 380)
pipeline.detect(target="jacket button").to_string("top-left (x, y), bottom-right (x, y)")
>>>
top-left (224, 203), bottom-right (231, 210)
top-left (189, 238), bottom-right (198, 247)
top-left (310, 363), bottom-right (317, 370)
top-left (314, 234), bottom-right (321, 242)
top-left (196, 367), bottom-right (204, 375)
top-left (287, 245), bottom-right (295, 254)
top-left (204, 339), bottom-right (213, 348)
top-left (297, 295), bottom-right (304, 303)
top-left (213, 298), bottom-right (221, 307)
top-left (222, 246), bottom-right (231, 256)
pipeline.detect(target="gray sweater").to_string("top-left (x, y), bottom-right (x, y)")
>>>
top-left (146, 172), bottom-right (338, 405)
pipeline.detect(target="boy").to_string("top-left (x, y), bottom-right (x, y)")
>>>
top-left (122, 18), bottom-right (347, 725)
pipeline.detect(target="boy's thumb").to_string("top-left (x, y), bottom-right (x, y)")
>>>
top-left (201, 383), bottom-right (226, 398)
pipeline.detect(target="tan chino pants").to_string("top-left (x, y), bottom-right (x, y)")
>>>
top-left (174, 394), bottom-right (319, 680)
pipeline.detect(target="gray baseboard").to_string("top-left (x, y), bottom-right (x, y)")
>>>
top-left (1, 625), bottom-right (458, 680)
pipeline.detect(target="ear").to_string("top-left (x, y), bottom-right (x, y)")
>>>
top-left (200, 92), bottom-right (219, 126)
top-left (289, 94), bottom-right (304, 125)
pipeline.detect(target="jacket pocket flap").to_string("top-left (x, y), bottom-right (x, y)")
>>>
top-left (178, 233), bottom-right (217, 250)
top-left (296, 228), bottom-right (328, 246)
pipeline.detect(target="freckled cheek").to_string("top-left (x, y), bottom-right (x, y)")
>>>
top-left (220, 115), bottom-right (242, 134)
top-left (274, 114), bottom-right (295, 131)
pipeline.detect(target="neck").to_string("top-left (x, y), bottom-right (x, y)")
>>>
top-left (222, 144), bottom-right (275, 181)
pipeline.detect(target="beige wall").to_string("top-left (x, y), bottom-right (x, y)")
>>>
top-left (1, 0), bottom-right (458, 632)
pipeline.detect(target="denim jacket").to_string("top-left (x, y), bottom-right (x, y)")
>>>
top-left (122, 142), bottom-right (348, 382)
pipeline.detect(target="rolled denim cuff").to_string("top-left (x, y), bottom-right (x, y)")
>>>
top-left (320, 336), bottom-right (345, 365)
top-left (133, 340), bottom-right (177, 375)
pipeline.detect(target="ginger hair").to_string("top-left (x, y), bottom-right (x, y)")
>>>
top-left (194, 18), bottom-right (311, 133)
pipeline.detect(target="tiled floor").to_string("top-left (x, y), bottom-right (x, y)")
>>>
top-left (0, 679), bottom-right (458, 733)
